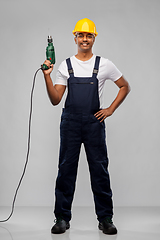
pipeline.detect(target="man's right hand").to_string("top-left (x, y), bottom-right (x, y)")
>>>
top-left (42, 60), bottom-right (54, 75)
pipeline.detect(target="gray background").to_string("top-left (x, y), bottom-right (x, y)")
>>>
top-left (0, 0), bottom-right (159, 208)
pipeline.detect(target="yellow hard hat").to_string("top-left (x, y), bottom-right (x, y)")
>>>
top-left (73, 18), bottom-right (98, 37)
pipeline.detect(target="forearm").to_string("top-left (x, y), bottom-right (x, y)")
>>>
top-left (109, 84), bottom-right (130, 113)
top-left (44, 74), bottom-right (60, 105)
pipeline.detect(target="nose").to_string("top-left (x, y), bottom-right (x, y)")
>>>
top-left (83, 35), bottom-right (87, 41)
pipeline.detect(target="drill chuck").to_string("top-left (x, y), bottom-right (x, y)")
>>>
top-left (48, 35), bottom-right (53, 43)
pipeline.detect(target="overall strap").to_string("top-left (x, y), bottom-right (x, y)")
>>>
top-left (66, 58), bottom-right (74, 77)
top-left (92, 56), bottom-right (101, 77)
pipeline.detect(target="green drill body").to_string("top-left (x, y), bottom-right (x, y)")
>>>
top-left (42, 36), bottom-right (55, 70)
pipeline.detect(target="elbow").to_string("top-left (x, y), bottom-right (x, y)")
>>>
top-left (51, 98), bottom-right (61, 106)
top-left (52, 102), bottom-right (58, 106)
top-left (51, 101), bottom-right (60, 106)
top-left (125, 81), bottom-right (131, 95)
top-left (49, 95), bottom-right (61, 106)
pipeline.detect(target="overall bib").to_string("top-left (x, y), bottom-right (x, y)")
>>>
top-left (54, 56), bottom-right (113, 223)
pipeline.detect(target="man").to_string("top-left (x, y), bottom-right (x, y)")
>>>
top-left (42, 18), bottom-right (130, 235)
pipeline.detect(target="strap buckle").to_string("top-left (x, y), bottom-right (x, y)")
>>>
top-left (93, 69), bottom-right (98, 74)
top-left (68, 69), bottom-right (74, 74)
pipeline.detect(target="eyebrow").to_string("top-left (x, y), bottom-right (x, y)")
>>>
top-left (78, 33), bottom-right (93, 36)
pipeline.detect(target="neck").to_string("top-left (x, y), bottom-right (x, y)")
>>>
top-left (75, 51), bottom-right (93, 61)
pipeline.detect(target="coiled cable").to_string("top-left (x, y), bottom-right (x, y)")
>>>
top-left (0, 68), bottom-right (41, 222)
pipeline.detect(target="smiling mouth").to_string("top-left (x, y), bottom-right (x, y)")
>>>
top-left (81, 43), bottom-right (89, 46)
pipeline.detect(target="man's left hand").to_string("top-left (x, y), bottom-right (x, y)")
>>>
top-left (94, 108), bottom-right (113, 122)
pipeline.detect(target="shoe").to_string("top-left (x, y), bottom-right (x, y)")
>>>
top-left (51, 218), bottom-right (70, 234)
top-left (98, 217), bottom-right (117, 235)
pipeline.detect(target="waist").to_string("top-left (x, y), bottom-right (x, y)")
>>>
top-left (62, 107), bottom-right (100, 115)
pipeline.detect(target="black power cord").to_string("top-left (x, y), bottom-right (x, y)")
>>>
top-left (0, 68), bottom-right (42, 222)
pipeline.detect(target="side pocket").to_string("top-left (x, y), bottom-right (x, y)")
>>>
top-left (90, 114), bottom-right (105, 128)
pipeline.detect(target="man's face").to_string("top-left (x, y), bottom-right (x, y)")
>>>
top-left (74, 32), bottom-right (95, 53)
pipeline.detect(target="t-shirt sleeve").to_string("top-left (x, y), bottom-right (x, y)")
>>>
top-left (55, 60), bottom-right (69, 86)
top-left (106, 59), bottom-right (122, 82)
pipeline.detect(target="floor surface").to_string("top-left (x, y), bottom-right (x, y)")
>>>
top-left (0, 206), bottom-right (160, 240)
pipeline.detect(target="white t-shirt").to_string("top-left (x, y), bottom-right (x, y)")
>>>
top-left (55, 55), bottom-right (122, 108)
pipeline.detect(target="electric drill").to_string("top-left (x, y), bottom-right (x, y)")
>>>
top-left (41, 36), bottom-right (55, 70)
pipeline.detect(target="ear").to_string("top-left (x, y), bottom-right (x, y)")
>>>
top-left (74, 36), bottom-right (77, 44)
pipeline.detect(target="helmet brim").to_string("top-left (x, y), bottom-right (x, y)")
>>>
top-left (73, 31), bottom-right (98, 37)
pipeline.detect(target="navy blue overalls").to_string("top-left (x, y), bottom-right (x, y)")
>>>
top-left (54, 56), bottom-right (113, 223)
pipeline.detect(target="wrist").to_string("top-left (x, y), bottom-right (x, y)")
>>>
top-left (108, 106), bottom-right (115, 115)
top-left (44, 72), bottom-right (51, 81)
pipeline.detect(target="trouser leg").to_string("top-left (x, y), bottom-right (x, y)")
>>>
top-left (83, 115), bottom-right (113, 222)
top-left (54, 112), bottom-right (81, 222)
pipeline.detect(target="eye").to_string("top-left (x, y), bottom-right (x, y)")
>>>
top-left (87, 34), bottom-right (93, 39)
top-left (77, 34), bottom-right (83, 38)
